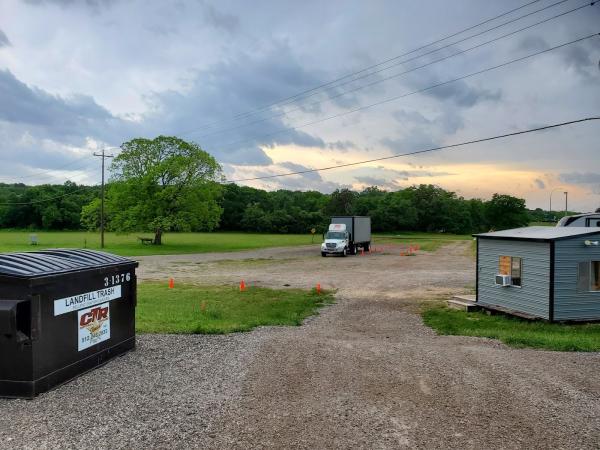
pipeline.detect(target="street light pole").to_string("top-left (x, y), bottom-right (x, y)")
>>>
top-left (93, 149), bottom-right (114, 249)
top-left (564, 191), bottom-right (568, 217)
top-left (549, 187), bottom-right (564, 221)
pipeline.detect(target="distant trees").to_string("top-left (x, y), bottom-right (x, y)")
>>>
top-left (221, 184), bottom-right (328, 233)
top-left (219, 183), bottom-right (532, 234)
top-left (1, 175), bottom-right (544, 234)
top-left (326, 188), bottom-right (357, 216)
top-left (0, 182), bottom-right (98, 229)
top-left (485, 194), bottom-right (529, 231)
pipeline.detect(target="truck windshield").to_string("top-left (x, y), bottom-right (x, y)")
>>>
top-left (326, 231), bottom-right (346, 239)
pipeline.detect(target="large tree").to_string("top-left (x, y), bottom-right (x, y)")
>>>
top-left (107, 136), bottom-right (222, 244)
top-left (485, 193), bottom-right (529, 231)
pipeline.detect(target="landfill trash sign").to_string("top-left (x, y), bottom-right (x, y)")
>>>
top-left (78, 303), bottom-right (110, 351)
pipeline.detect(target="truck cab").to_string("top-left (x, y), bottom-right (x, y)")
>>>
top-left (321, 224), bottom-right (350, 257)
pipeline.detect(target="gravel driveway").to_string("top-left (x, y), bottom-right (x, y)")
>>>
top-left (1, 242), bottom-right (599, 449)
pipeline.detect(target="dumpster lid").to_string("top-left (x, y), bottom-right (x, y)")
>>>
top-left (0, 249), bottom-right (136, 277)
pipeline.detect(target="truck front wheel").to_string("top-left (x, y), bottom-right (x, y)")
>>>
top-left (342, 248), bottom-right (347, 257)
top-left (321, 252), bottom-right (327, 257)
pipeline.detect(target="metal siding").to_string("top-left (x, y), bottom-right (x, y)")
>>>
top-left (554, 233), bottom-right (600, 321)
top-left (353, 217), bottom-right (371, 243)
top-left (477, 239), bottom-right (550, 319)
top-left (331, 217), bottom-right (371, 243)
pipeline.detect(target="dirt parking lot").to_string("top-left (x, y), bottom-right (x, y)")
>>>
top-left (1, 242), bottom-right (599, 449)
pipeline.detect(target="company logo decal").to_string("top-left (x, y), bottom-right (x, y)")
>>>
top-left (78, 303), bottom-right (110, 351)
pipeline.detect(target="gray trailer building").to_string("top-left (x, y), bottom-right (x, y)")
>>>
top-left (474, 227), bottom-right (600, 321)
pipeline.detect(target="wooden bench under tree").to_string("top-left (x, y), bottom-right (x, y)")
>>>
top-left (138, 237), bottom-right (154, 245)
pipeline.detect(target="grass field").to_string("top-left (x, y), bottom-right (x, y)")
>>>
top-left (0, 230), bottom-right (472, 256)
top-left (422, 306), bottom-right (600, 352)
top-left (0, 231), bottom-right (316, 256)
top-left (373, 232), bottom-right (472, 252)
top-left (529, 221), bottom-right (556, 227)
top-left (136, 282), bottom-right (335, 334)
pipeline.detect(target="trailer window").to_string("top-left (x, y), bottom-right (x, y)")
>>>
top-left (499, 256), bottom-right (521, 286)
top-left (511, 257), bottom-right (522, 287)
top-left (577, 261), bottom-right (600, 292)
top-left (592, 262), bottom-right (600, 291)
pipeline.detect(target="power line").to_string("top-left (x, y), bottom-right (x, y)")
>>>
top-left (174, 0), bottom-right (551, 136)
top-left (0, 158), bottom-right (105, 205)
top-left (191, 1), bottom-right (592, 143)
top-left (0, 154), bottom-right (97, 182)
top-left (4, 117), bottom-right (597, 205)
top-left (0, 0), bottom-right (577, 190)
top-left (206, 32), bottom-right (600, 154)
top-left (225, 117), bottom-right (600, 182)
top-left (0, 184), bottom-right (98, 206)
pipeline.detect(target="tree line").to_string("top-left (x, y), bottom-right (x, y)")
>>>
top-left (1, 181), bottom-right (537, 235)
top-left (0, 182), bottom-right (99, 230)
top-left (0, 136), bottom-right (551, 238)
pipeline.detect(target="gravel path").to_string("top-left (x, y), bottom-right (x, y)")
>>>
top-left (0, 333), bottom-right (269, 449)
top-left (2, 242), bottom-right (599, 448)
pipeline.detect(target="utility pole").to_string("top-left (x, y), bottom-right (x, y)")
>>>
top-left (93, 149), bottom-right (114, 249)
top-left (564, 191), bottom-right (568, 218)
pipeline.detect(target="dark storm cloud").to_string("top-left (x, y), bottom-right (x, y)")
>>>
top-left (217, 146), bottom-right (273, 166)
top-left (203, 3), bottom-right (240, 33)
top-left (517, 35), bottom-right (596, 79)
top-left (0, 29), bottom-right (10, 47)
top-left (24, 0), bottom-right (117, 9)
top-left (380, 131), bottom-right (439, 155)
top-left (534, 178), bottom-right (546, 189)
top-left (279, 162), bottom-right (323, 181)
top-left (0, 69), bottom-right (132, 145)
top-left (0, 69), bottom-right (111, 125)
top-left (146, 43), bottom-right (328, 165)
top-left (240, 162), bottom-right (343, 192)
top-left (425, 80), bottom-right (501, 108)
top-left (517, 35), bottom-right (548, 52)
top-left (327, 140), bottom-right (357, 152)
top-left (354, 175), bottom-right (401, 189)
top-left (560, 173), bottom-right (600, 184)
top-left (392, 109), bottom-right (463, 135)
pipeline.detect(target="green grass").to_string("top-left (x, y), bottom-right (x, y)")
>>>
top-left (136, 282), bottom-right (335, 334)
top-left (0, 231), bottom-right (315, 256)
top-left (373, 232), bottom-right (472, 252)
top-left (529, 221), bottom-right (556, 227)
top-left (0, 230), bottom-right (471, 256)
top-left (422, 306), bottom-right (600, 352)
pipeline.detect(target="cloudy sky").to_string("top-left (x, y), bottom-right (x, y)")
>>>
top-left (0, 0), bottom-right (599, 210)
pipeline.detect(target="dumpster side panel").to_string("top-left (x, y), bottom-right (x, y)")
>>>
top-left (0, 279), bottom-right (35, 397)
top-left (31, 263), bottom-right (137, 392)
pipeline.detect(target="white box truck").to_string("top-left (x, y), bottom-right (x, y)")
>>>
top-left (321, 216), bottom-right (371, 257)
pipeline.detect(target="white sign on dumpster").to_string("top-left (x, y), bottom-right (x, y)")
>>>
top-left (78, 303), bottom-right (111, 351)
top-left (54, 285), bottom-right (122, 316)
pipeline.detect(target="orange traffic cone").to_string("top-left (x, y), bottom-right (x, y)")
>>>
top-left (168, 278), bottom-right (174, 289)
top-left (240, 280), bottom-right (246, 292)
top-left (316, 283), bottom-right (321, 294)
